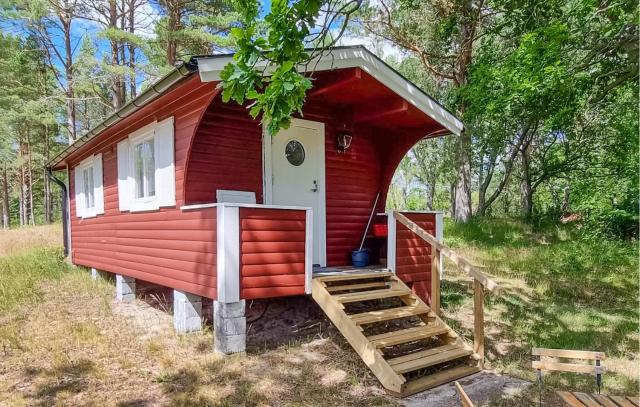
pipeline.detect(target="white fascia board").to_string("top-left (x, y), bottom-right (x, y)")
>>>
top-left (195, 47), bottom-right (463, 136)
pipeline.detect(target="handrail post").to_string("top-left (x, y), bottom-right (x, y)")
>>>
top-left (473, 278), bottom-right (484, 369)
top-left (431, 244), bottom-right (441, 315)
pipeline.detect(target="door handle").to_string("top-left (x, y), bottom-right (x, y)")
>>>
top-left (311, 180), bottom-right (318, 192)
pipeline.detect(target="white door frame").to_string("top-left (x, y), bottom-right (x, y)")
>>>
top-left (262, 118), bottom-right (327, 267)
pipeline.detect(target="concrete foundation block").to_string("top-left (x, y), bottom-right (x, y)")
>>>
top-left (214, 300), bottom-right (246, 355)
top-left (115, 274), bottom-right (136, 302)
top-left (173, 290), bottom-right (202, 333)
top-left (91, 268), bottom-right (107, 281)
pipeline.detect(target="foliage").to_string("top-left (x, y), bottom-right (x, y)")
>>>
top-left (220, 0), bottom-right (360, 135)
top-left (442, 217), bottom-right (638, 402)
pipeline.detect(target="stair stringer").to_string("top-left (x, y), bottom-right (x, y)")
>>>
top-left (311, 278), bottom-right (406, 394)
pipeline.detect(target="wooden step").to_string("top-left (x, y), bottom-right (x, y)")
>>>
top-left (368, 324), bottom-right (450, 348)
top-left (389, 346), bottom-right (473, 374)
top-left (401, 365), bottom-right (481, 397)
top-left (315, 271), bottom-right (393, 282)
top-left (326, 281), bottom-right (389, 292)
top-left (333, 288), bottom-right (412, 303)
top-left (350, 304), bottom-right (431, 325)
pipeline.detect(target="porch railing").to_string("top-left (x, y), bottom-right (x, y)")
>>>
top-left (392, 211), bottom-right (499, 368)
top-left (182, 202), bottom-right (313, 302)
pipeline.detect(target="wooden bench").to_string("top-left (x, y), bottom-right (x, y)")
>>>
top-left (532, 348), bottom-right (607, 405)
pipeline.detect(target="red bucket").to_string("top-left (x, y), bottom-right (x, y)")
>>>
top-left (373, 223), bottom-right (388, 237)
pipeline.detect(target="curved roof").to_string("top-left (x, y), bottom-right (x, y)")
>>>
top-left (48, 45), bottom-right (462, 170)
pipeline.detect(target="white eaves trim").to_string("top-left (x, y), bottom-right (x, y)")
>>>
top-left (196, 46), bottom-right (464, 136)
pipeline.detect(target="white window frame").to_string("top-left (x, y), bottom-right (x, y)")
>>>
top-left (129, 126), bottom-right (157, 210)
top-left (118, 117), bottom-right (175, 213)
top-left (75, 154), bottom-right (103, 219)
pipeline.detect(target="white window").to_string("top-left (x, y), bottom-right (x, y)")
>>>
top-left (74, 154), bottom-right (104, 218)
top-left (117, 117), bottom-right (175, 212)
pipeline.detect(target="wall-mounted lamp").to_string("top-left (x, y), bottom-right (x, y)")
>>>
top-left (336, 131), bottom-right (352, 153)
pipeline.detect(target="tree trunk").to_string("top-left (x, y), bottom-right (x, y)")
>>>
top-left (426, 180), bottom-right (435, 211)
top-left (454, 130), bottom-right (472, 222)
top-left (27, 134), bottom-right (34, 226)
top-left (166, 0), bottom-right (181, 65)
top-left (128, 0), bottom-right (137, 99)
top-left (62, 15), bottom-right (76, 144)
top-left (562, 185), bottom-right (570, 215)
top-left (44, 125), bottom-right (52, 223)
top-left (1, 163), bottom-right (9, 229)
top-left (449, 182), bottom-right (456, 218)
top-left (520, 150), bottom-right (533, 219)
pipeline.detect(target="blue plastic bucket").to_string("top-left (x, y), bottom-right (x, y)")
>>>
top-left (351, 249), bottom-right (370, 267)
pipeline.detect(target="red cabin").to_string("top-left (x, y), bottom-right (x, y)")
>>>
top-left (48, 46), bottom-right (471, 395)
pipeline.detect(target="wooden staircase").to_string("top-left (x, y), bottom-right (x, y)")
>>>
top-left (312, 270), bottom-right (482, 397)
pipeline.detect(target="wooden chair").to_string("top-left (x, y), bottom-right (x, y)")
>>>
top-left (532, 348), bottom-right (606, 405)
top-left (455, 381), bottom-right (475, 407)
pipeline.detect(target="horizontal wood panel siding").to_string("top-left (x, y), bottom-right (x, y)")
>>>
top-left (321, 121), bottom-right (382, 266)
top-left (184, 100), bottom-right (263, 204)
top-left (395, 212), bottom-right (436, 303)
top-left (239, 207), bottom-right (307, 299)
top-left (69, 76), bottom-right (220, 298)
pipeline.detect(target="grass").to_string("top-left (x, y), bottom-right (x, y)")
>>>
top-left (0, 225), bottom-right (396, 406)
top-left (0, 221), bottom-right (638, 406)
top-left (0, 224), bottom-right (62, 257)
top-left (440, 218), bottom-right (639, 405)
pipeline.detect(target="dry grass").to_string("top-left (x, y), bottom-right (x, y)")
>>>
top-left (0, 263), bottom-right (396, 406)
top-left (0, 224), bottom-right (62, 257)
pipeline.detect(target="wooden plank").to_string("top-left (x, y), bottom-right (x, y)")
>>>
top-left (473, 279), bottom-right (484, 369)
top-left (626, 396), bottom-right (640, 407)
top-left (333, 288), bottom-right (412, 303)
top-left (532, 361), bottom-right (604, 375)
top-left (326, 281), bottom-right (389, 292)
top-left (315, 271), bottom-right (393, 282)
top-left (350, 304), bottom-right (431, 325)
top-left (609, 396), bottom-right (636, 407)
top-left (391, 347), bottom-right (473, 374)
top-left (591, 394), bottom-right (620, 407)
top-left (574, 393), bottom-right (602, 407)
top-left (557, 391), bottom-right (587, 407)
top-left (401, 365), bottom-right (481, 397)
top-left (388, 344), bottom-right (460, 367)
top-left (311, 279), bottom-right (406, 393)
top-left (368, 324), bottom-right (449, 348)
top-left (455, 381), bottom-right (475, 407)
top-left (533, 348), bottom-right (606, 360)
top-left (393, 212), bottom-right (499, 293)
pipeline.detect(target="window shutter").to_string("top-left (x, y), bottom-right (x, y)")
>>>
top-left (93, 153), bottom-right (104, 215)
top-left (154, 117), bottom-right (175, 207)
top-left (74, 167), bottom-right (83, 218)
top-left (117, 140), bottom-right (130, 211)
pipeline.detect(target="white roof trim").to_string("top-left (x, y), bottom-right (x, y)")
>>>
top-left (196, 46), bottom-right (463, 136)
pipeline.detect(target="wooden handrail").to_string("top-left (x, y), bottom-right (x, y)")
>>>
top-left (393, 212), bottom-right (499, 293)
top-left (392, 211), bottom-right (501, 369)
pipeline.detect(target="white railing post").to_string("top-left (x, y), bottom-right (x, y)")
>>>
top-left (386, 209), bottom-right (397, 272)
top-left (435, 212), bottom-right (444, 279)
top-left (304, 208), bottom-right (314, 294)
top-left (216, 203), bottom-right (240, 303)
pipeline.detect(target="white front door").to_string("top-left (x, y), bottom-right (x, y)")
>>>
top-left (265, 119), bottom-right (326, 266)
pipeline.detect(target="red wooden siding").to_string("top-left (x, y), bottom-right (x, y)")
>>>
top-left (184, 99), bottom-right (263, 205)
top-left (69, 75), bottom-right (220, 298)
top-left (239, 207), bottom-right (307, 299)
top-left (324, 124), bottom-right (382, 266)
top-left (395, 212), bottom-right (436, 304)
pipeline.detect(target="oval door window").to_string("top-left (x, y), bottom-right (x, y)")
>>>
top-left (285, 140), bottom-right (305, 166)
